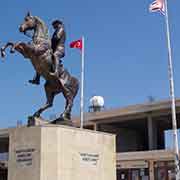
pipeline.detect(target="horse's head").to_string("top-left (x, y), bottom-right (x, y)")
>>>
top-left (19, 12), bottom-right (49, 42)
top-left (19, 12), bottom-right (36, 33)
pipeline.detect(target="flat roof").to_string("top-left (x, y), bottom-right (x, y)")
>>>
top-left (0, 129), bottom-right (9, 138)
top-left (117, 150), bottom-right (180, 161)
top-left (73, 98), bottom-right (180, 126)
top-left (1, 98), bottom-right (180, 130)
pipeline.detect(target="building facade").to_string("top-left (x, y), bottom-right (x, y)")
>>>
top-left (73, 99), bottom-right (180, 180)
top-left (0, 99), bottom-right (180, 180)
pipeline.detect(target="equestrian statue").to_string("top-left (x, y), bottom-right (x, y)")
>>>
top-left (1, 12), bottom-right (79, 122)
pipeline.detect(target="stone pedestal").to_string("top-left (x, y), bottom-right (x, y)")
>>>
top-left (8, 125), bottom-right (116, 180)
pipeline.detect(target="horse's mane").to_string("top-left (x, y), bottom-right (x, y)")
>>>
top-left (34, 16), bottom-right (49, 40)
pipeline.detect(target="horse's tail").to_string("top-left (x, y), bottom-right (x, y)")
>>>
top-left (59, 68), bottom-right (79, 98)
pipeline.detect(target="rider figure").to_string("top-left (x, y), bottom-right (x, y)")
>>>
top-left (29, 19), bottom-right (66, 85)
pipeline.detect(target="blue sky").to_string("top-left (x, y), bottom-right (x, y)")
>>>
top-left (0, 0), bottom-right (180, 129)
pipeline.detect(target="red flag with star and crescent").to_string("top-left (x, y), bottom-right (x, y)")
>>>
top-left (70, 39), bottom-right (82, 50)
top-left (149, 0), bottom-right (165, 15)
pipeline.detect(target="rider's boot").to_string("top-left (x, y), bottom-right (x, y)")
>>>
top-left (29, 73), bottom-right (40, 85)
top-left (50, 55), bottom-right (60, 78)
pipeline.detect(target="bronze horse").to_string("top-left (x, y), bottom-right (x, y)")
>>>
top-left (1, 12), bottom-right (79, 121)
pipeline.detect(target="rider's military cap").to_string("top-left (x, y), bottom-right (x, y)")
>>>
top-left (52, 19), bottom-right (63, 26)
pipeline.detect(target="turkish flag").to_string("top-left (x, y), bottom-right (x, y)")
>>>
top-left (149, 0), bottom-right (165, 15)
top-left (70, 39), bottom-right (82, 50)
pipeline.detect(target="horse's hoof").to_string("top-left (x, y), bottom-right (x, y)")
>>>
top-left (1, 50), bottom-right (5, 58)
top-left (60, 113), bottom-right (71, 121)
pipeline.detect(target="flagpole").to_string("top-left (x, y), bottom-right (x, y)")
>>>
top-left (164, 0), bottom-right (180, 178)
top-left (80, 36), bottom-right (85, 129)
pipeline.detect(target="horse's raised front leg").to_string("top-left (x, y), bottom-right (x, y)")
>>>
top-left (1, 41), bottom-right (33, 59)
top-left (33, 82), bottom-right (55, 117)
top-left (1, 42), bottom-right (15, 58)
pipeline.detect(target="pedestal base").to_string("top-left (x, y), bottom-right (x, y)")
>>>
top-left (8, 125), bottom-right (116, 180)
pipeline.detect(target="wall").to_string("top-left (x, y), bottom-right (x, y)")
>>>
top-left (8, 125), bottom-right (116, 180)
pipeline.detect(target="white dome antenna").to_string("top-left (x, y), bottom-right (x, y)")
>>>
top-left (89, 96), bottom-right (105, 112)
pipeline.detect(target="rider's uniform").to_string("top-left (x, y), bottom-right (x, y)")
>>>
top-left (51, 24), bottom-right (66, 63)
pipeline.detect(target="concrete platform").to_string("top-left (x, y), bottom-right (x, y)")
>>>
top-left (8, 125), bottom-right (116, 180)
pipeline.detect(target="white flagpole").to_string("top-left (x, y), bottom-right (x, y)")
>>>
top-left (80, 36), bottom-right (85, 129)
top-left (164, 0), bottom-right (180, 178)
